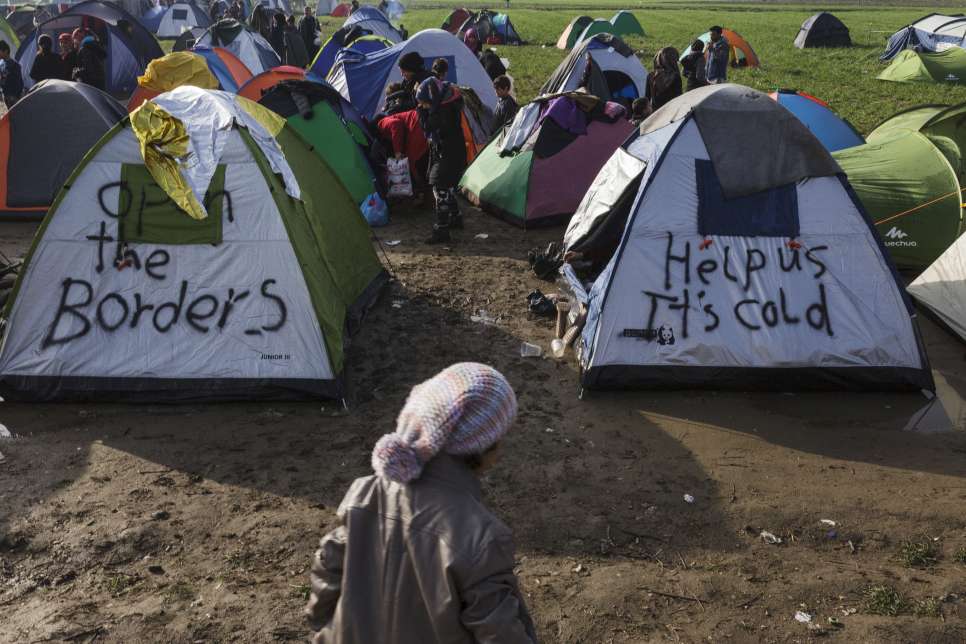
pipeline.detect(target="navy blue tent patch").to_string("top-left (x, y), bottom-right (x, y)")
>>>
top-left (695, 159), bottom-right (799, 237)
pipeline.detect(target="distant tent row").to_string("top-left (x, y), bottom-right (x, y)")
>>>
top-left (882, 13), bottom-right (966, 61)
top-left (542, 34), bottom-right (647, 102)
top-left (795, 12), bottom-right (851, 48)
top-left (556, 10), bottom-right (644, 49)
top-left (679, 28), bottom-right (759, 68)
top-left (879, 48), bottom-right (966, 85)
top-left (196, 18), bottom-right (281, 75)
top-left (457, 9), bottom-right (522, 46)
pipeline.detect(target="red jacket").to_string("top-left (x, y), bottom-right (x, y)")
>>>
top-left (377, 109), bottom-right (429, 177)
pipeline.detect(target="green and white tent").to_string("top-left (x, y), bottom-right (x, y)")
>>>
top-left (833, 103), bottom-right (966, 269)
top-left (0, 87), bottom-right (386, 402)
top-left (879, 48), bottom-right (966, 85)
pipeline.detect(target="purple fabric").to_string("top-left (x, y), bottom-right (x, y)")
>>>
top-left (539, 97), bottom-right (587, 135)
top-left (603, 101), bottom-right (626, 120)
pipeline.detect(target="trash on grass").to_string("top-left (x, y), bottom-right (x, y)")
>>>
top-left (384, 240), bottom-right (402, 247)
top-left (470, 310), bottom-right (497, 325)
top-left (794, 610), bottom-right (812, 623)
top-left (683, 494), bottom-right (695, 504)
top-left (760, 531), bottom-right (783, 545)
top-left (474, 233), bottom-right (489, 240)
top-left (819, 519), bottom-right (837, 526)
top-left (550, 338), bottom-right (566, 358)
top-left (520, 342), bottom-right (543, 358)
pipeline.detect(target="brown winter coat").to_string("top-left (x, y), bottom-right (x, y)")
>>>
top-left (305, 454), bottom-right (537, 644)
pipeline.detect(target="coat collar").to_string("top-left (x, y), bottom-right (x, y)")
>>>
top-left (419, 453), bottom-right (482, 500)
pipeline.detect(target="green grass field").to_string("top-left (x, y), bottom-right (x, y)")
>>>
top-left (316, 3), bottom-right (966, 133)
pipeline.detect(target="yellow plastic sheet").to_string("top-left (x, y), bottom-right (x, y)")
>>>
top-left (138, 52), bottom-right (218, 92)
top-left (129, 101), bottom-right (207, 220)
top-left (235, 95), bottom-right (286, 137)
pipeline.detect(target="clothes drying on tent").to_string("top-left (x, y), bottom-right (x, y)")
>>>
top-left (196, 18), bottom-right (280, 75)
top-left (878, 48), bottom-right (966, 84)
top-left (882, 13), bottom-right (966, 61)
top-left (16, 0), bottom-right (164, 96)
top-left (191, 45), bottom-right (253, 90)
top-left (0, 86), bottom-right (387, 402)
top-left (908, 232), bottom-right (966, 342)
top-left (172, 26), bottom-right (207, 50)
top-left (342, 5), bottom-right (402, 43)
top-left (328, 28), bottom-right (498, 121)
top-left (833, 103), bottom-right (966, 269)
top-left (556, 15), bottom-right (592, 49)
top-left (458, 9), bottom-right (522, 46)
top-left (0, 79), bottom-right (126, 219)
top-left (310, 30), bottom-right (393, 79)
top-left (460, 93), bottom-right (634, 228)
top-left (441, 7), bottom-right (471, 34)
top-left (155, 2), bottom-right (211, 39)
top-left (127, 50), bottom-right (220, 111)
top-left (769, 90), bottom-right (863, 152)
top-left (259, 79), bottom-right (377, 204)
top-left (679, 28), bottom-right (759, 67)
top-left (541, 34), bottom-right (647, 102)
top-left (237, 65), bottom-right (305, 101)
top-left (795, 12), bottom-right (851, 48)
top-left (561, 84), bottom-right (933, 392)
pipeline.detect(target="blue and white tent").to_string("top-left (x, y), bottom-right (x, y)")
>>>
top-left (770, 90), bottom-right (863, 153)
top-left (195, 18), bottom-right (280, 75)
top-left (155, 2), bottom-right (210, 38)
top-left (562, 85), bottom-right (932, 392)
top-left (342, 5), bottom-right (402, 42)
top-left (328, 28), bottom-right (497, 120)
top-left (310, 33), bottom-right (392, 81)
top-left (882, 13), bottom-right (966, 60)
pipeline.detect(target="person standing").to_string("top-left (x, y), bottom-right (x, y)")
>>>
top-left (73, 35), bottom-right (106, 91)
top-left (645, 46), bottom-right (682, 110)
top-left (681, 39), bottom-right (707, 91)
top-left (30, 34), bottom-right (62, 84)
top-left (397, 51), bottom-right (430, 109)
top-left (284, 14), bottom-right (309, 67)
top-left (268, 12), bottom-right (286, 61)
top-left (58, 33), bottom-right (77, 80)
top-left (305, 362), bottom-right (537, 644)
top-left (491, 74), bottom-right (518, 132)
top-left (0, 41), bottom-right (23, 106)
top-left (298, 6), bottom-right (319, 61)
top-left (705, 26), bottom-right (729, 85)
top-left (418, 59), bottom-right (467, 244)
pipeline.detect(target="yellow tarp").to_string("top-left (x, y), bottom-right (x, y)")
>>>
top-left (235, 95), bottom-right (286, 137)
top-left (137, 52), bottom-right (219, 92)
top-left (129, 101), bottom-right (207, 220)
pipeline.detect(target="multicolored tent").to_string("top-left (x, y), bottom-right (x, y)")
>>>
top-left (882, 13), bottom-right (966, 60)
top-left (191, 45), bottom-right (254, 90)
top-left (196, 18), bottom-right (280, 75)
top-left (679, 28), bottom-right (760, 67)
top-left (834, 103), bottom-right (966, 269)
top-left (769, 89), bottom-right (863, 152)
top-left (878, 48), bottom-right (966, 85)
top-left (556, 15), bottom-right (592, 49)
top-left (442, 7), bottom-right (472, 34)
top-left (0, 80), bottom-right (126, 219)
top-left (458, 9), bottom-right (522, 45)
top-left (237, 66), bottom-right (306, 101)
top-left (0, 87), bottom-right (386, 402)
top-left (259, 79), bottom-right (377, 204)
top-left (795, 12), bottom-right (851, 48)
top-left (541, 34), bottom-right (647, 102)
top-left (460, 94), bottom-right (635, 227)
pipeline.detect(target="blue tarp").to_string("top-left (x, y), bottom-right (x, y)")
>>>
top-left (773, 91), bottom-right (864, 152)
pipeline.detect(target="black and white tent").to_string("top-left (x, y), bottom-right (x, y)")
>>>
top-left (562, 85), bottom-right (933, 392)
top-left (795, 12), bottom-right (851, 48)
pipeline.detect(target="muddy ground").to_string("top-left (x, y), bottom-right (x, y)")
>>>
top-left (1, 204), bottom-right (965, 643)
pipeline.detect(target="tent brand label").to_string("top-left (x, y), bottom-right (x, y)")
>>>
top-left (624, 233), bottom-right (834, 343)
top-left (883, 226), bottom-right (917, 247)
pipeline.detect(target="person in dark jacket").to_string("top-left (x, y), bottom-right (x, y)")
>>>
top-left (706, 25), bottom-right (729, 84)
top-left (480, 48), bottom-right (506, 80)
top-left (30, 34), bottom-right (62, 84)
top-left (306, 362), bottom-right (537, 644)
top-left (491, 74), bottom-right (517, 132)
top-left (645, 46), bottom-right (682, 111)
top-left (58, 33), bottom-right (76, 80)
top-left (72, 35), bottom-right (106, 91)
top-left (298, 6), bottom-right (319, 60)
top-left (268, 12), bottom-right (286, 61)
top-left (681, 39), bottom-right (707, 91)
top-left (0, 41), bottom-right (23, 106)
top-left (284, 14), bottom-right (309, 67)
top-left (418, 58), bottom-right (467, 244)
top-left (397, 51), bottom-right (431, 111)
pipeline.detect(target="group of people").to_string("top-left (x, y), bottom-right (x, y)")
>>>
top-left (0, 28), bottom-right (106, 107)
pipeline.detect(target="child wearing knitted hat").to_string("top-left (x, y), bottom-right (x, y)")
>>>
top-left (305, 363), bottom-right (537, 644)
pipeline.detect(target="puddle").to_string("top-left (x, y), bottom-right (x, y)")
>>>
top-left (902, 371), bottom-right (966, 433)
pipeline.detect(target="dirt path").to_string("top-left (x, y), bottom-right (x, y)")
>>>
top-left (1, 206), bottom-right (965, 643)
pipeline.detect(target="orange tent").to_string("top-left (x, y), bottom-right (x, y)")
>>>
top-left (721, 28), bottom-right (759, 67)
top-left (237, 66), bottom-right (306, 102)
top-left (331, 3), bottom-right (350, 17)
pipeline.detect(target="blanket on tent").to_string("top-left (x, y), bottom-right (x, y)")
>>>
top-left (499, 93), bottom-right (622, 157)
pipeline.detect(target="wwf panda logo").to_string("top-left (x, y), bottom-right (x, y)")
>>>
top-left (657, 324), bottom-right (675, 346)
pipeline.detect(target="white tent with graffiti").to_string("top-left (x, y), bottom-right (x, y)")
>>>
top-left (0, 87), bottom-right (386, 402)
top-left (562, 84), bottom-right (933, 392)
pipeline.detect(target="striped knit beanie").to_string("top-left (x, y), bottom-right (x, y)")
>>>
top-left (372, 363), bottom-right (518, 483)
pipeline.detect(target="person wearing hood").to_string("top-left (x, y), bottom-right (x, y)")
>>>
top-left (72, 34), bottom-right (106, 91)
top-left (283, 14), bottom-right (309, 67)
top-left (418, 58), bottom-right (467, 244)
top-left (305, 362), bottom-right (537, 644)
top-left (463, 27), bottom-right (481, 56)
top-left (30, 34), bottom-right (62, 84)
top-left (645, 46), bottom-right (682, 111)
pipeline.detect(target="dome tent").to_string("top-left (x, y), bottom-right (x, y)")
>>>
top-left (195, 18), bottom-right (280, 75)
top-left (341, 4), bottom-right (402, 43)
top-left (795, 12), bottom-right (851, 48)
top-left (458, 9), bottom-right (522, 46)
top-left (882, 13), bottom-right (966, 61)
top-left (190, 45), bottom-right (254, 90)
top-left (608, 11), bottom-right (644, 38)
top-left (172, 26), bottom-right (207, 50)
top-left (0, 87), bottom-right (387, 402)
top-left (441, 7), bottom-right (471, 35)
top-left (0, 80), bottom-right (126, 220)
top-left (309, 30), bottom-right (393, 80)
top-left (237, 66), bottom-right (306, 101)
top-left (6, 5), bottom-right (58, 41)
top-left (908, 227), bottom-right (966, 342)
top-left (563, 84), bottom-right (932, 392)
top-left (769, 89), bottom-right (863, 152)
top-left (460, 93), bottom-right (634, 228)
top-left (679, 28), bottom-right (759, 67)
top-left (328, 28), bottom-right (497, 121)
top-left (16, 0), bottom-right (164, 96)
top-left (878, 48), bottom-right (966, 85)
top-left (155, 1), bottom-right (211, 39)
top-left (259, 79), bottom-right (377, 204)
top-left (541, 34), bottom-right (647, 102)
top-left (556, 15), bottom-right (592, 49)
top-left (833, 103), bottom-right (966, 269)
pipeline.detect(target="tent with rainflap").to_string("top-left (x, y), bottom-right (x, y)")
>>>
top-left (328, 29), bottom-right (498, 121)
top-left (878, 48), bottom-right (966, 85)
top-left (196, 18), bottom-right (280, 75)
top-left (458, 9), bottom-right (522, 45)
top-left (833, 103), bottom-right (966, 269)
top-left (237, 66), bottom-right (305, 101)
top-left (769, 89), bottom-right (863, 152)
top-left (882, 13), bottom-right (966, 61)
top-left (680, 28), bottom-right (760, 67)
top-left (259, 79), bottom-right (377, 204)
top-left (541, 34), bottom-right (647, 102)
top-left (0, 87), bottom-right (387, 402)
top-left (0, 80), bottom-right (126, 220)
top-left (190, 45), bottom-right (254, 90)
top-left (460, 93), bottom-right (635, 227)
top-left (795, 12), bottom-right (851, 48)
top-left (562, 84), bottom-right (932, 392)
top-left (155, 1), bottom-right (211, 38)
top-left (556, 15), bottom-right (592, 49)
top-left (16, 0), bottom-right (164, 96)
top-left (442, 7), bottom-right (471, 34)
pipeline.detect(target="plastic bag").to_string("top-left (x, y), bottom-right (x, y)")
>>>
top-left (386, 157), bottom-right (413, 198)
top-left (361, 193), bottom-right (389, 227)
